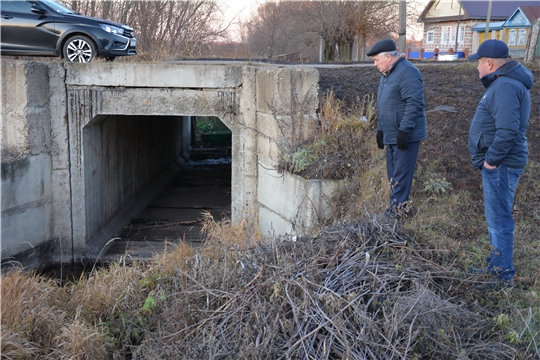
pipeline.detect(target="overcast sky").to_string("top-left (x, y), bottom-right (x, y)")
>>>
top-left (223, 0), bottom-right (261, 23)
top-left (223, 0), bottom-right (431, 21)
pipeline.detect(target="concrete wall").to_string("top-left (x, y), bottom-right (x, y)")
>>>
top-left (258, 165), bottom-right (339, 237)
top-left (1, 59), bottom-right (328, 269)
top-left (1, 62), bottom-right (53, 261)
top-left (252, 66), bottom-right (330, 236)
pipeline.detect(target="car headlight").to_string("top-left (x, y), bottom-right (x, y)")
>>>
top-left (100, 23), bottom-right (124, 35)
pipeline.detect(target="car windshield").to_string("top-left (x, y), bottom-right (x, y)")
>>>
top-left (39, 0), bottom-right (76, 14)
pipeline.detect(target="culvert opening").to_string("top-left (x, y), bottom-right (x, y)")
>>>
top-left (31, 115), bottom-right (233, 280)
top-left (102, 116), bottom-right (232, 260)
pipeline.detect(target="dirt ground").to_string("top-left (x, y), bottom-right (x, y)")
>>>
top-left (318, 60), bottom-right (540, 206)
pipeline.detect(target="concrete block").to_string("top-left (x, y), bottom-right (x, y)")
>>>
top-left (256, 67), bottom-right (319, 117)
top-left (1, 61), bottom-right (50, 159)
top-left (257, 136), bottom-right (281, 164)
top-left (257, 113), bottom-right (287, 141)
top-left (257, 161), bottom-right (340, 236)
top-left (256, 67), bottom-right (292, 114)
top-left (48, 62), bottom-right (70, 170)
top-left (50, 168), bottom-right (72, 246)
top-left (65, 63), bottom-right (244, 89)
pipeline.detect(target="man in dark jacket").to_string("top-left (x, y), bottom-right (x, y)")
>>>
top-left (367, 38), bottom-right (427, 217)
top-left (468, 39), bottom-right (534, 291)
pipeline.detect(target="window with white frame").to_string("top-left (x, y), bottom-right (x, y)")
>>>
top-left (443, 26), bottom-right (464, 45)
top-left (509, 29), bottom-right (517, 45)
top-left (442, 27), bottom-right (449, 43)
top-left (427, 30), bottom-right (434, 43)
top-left (518, 29), bottom-right (527, 46)
top-left (491, 30), bottom-right (497, 39)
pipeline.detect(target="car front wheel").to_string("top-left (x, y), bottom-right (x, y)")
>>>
top-left (63, 35), bottom-right (96, 63)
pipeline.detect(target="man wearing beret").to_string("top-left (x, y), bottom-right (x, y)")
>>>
top-left (467, 39), bottom-right (534, 291)
top-left (367, 38), bottom-right (427, 218)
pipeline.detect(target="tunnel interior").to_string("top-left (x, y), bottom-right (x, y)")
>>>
top-left (83, 114), bottom-right (232, 258)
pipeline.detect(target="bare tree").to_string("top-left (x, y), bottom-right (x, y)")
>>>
top-left (243, 1), bottom-right (314, 59)
top-left (62, 0), bottom-right (230, 59)
top-left (243, 0), bottom-right (425, 63)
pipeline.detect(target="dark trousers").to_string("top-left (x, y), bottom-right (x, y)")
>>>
top-left (385, 141), bottom-right (420, 213)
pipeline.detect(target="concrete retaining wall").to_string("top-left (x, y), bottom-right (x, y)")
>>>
top-left (258, 162), bottom-right (339, 237)
top-left (1, 62), bottom-right (53, 261)
top-left (253, 66), bottom-right (329, 236)
top-left (1, 59), bottom-right (333, 270)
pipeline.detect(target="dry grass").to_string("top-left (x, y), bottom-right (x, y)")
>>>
top-left (2, 209), bottom-right (539, 359)
top-left (1, 268), bottom-right (65, 357)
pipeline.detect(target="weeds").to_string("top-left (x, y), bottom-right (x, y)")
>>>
top-left (423, 175), bottom-right (453, 195)
top-left (278, 90), bottom-right (376, 181)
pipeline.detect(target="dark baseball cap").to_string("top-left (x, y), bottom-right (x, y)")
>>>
top-left (469, 39), bottom-right (509, 60)
top-left (367, 38), bottom-right (397, 56)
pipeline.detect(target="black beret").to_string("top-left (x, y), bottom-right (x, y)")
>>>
top-left (366, 38), bottom-right (397, 56)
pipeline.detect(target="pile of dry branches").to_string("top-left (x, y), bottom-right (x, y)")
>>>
top-left (133, 215), bottom-right (518, 359)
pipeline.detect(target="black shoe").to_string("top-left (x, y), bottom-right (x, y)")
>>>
top-left (474, 277), bottom-right (514, 292)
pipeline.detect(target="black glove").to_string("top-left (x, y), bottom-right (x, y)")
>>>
top-left (397, 130), bottom-right (408, 150)
top-left (376, 130), bottom-right (384, 149)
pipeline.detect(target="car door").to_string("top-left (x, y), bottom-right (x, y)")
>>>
top-left (1, 0), bottom-right (58, 55)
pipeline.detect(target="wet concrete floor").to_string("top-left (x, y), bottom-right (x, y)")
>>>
top-left (100, 148), bottom-right (231, 262)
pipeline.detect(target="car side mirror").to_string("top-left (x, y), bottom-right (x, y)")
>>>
top-left (30, 5), bottom-right (47, 15)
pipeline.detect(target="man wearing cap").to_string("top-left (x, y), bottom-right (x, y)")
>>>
top-left (367, 38), bottom-right (427, 218)
top-left (467, 39), bottom-right (534, 291)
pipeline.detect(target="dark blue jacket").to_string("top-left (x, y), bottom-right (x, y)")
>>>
top-left (468, 60), bottom-right (534, 169)
top-left (377, 56), bottom-right (427, 144)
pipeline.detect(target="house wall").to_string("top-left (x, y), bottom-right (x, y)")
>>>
top-left (424, 0), bottom-right (462, 19)
top-left (471, 27), bottom-right (529, 56)
top-left (479, 30), bottom-right (502, 42)
top-left (422, 20), bottom-right (477, 53)
top-left (503, 28), bottom-right (529, 49)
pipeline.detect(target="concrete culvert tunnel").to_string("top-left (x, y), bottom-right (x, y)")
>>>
top-left (102, 116), bottom-right (232, 260)
top-left (1, 61), bottom-right (326, 271)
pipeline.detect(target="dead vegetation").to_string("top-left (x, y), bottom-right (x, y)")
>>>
top-left (134, 216), bottom-right (521, 359)
top-left (3, 211), bottom-right (536, 359)
top-left (2, 63), bottom-right (540, 359)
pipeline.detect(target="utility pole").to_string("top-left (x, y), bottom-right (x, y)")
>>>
top-left (455, 3), bottom-right (462, 52)
top-left (485, 0), bottom-right (493, 38)
top-left (319, 36), bottom-right (323, 63)
top-left (399, 0), bottom-right (406, 53)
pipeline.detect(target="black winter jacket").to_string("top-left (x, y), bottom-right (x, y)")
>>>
top-left (376, 56), bottom-right (427, 144)
top-left (468, 60), bottom-right (534, 169)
